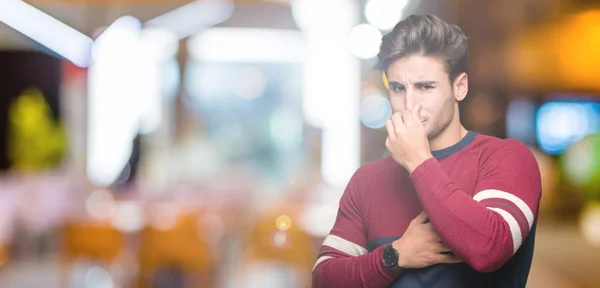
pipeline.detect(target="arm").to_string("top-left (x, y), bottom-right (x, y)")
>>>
top-left (312, 169), bottom-right (402, 288)
top-left (409, 140), bottom-right (541, 272)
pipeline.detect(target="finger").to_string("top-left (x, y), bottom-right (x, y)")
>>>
top-left (413, 105), bottom-right (423, 123)
top-left (424, 227), bottom-right (444, 244)
top-left (385, 137), bottom-right (392, 151)
top-left (432, 242), bottom-right (452, 253)
top-left (423, 216), bottom-right (431, 224)
top-left (400, 109), bottom-right (413, 126)
top-left (411, 211), bottom-right (428, 224)
top-left (391, 112), bottom-right (404, 131)
top-left (434, 254), bottom-right (463, 264)
top-left (385, 120), bottom-right (396, 141)
top-left (422, 222), bottom-right (438, 236)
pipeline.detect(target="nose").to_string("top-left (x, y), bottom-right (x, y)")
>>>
top-left (404, 89), bottom-right (416, 111)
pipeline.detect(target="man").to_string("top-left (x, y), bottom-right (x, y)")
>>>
top-left (311, 15), bottom-right (541, 288)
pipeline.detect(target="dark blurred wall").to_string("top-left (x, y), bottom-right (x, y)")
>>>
top-left (0, 50), bottom-right (61, 170)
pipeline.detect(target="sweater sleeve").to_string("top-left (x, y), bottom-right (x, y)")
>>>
top-left (312, 169), bottom-right (403, 288)
top-left (409, 139), bottom-right (541, 273)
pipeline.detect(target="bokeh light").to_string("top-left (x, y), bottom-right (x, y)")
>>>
top-left (84, 266), bottom-right (114, 288)
top-left (360, 93), bottom-right (392, 129)
top-left (536, 101), bottom-right (600, 155)
top-left (506, 98), bottom-right (537, 145)
top-left (85, 189), bottom-right (115, 220)
top-left (561, 134), bottom-right (600, 198)
top-left (365, 0), bottom-right (409, 31)
top-left (348, 24), bottom-right (382, 59)
top-left (270, 230), bottom-right (290, 249)
top-left (580, 202), bottom-right (600, 248)
top-left (110, 202), bottom-right (145, 233)
top-left (275, 215), bottom-right (292, 231)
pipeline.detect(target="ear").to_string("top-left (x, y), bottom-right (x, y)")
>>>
top-left (453, 72), bottom-right (468, 101)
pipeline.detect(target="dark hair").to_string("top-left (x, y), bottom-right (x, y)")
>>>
top-left (377, 14), bottom-right (468, 82)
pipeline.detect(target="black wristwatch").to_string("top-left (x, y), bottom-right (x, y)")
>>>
top-left (382, 244), bottom-right (399, 269)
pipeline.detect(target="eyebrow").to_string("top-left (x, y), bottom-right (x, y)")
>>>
top-left (388, 81), bottom-right (402, 87)
top-left (415, 81), bottom-right (438, 86)
top-left (388, 80), bottom-right (438, 87)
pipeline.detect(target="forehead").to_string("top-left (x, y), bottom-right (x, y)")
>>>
top-left (386, 54), bottom-right (449, 83)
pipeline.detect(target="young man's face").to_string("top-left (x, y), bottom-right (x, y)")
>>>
top-left (386, 54), bottom-right (467, 140)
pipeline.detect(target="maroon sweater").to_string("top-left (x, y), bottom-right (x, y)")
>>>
top-left (312, 131), bottom-right (542, 288)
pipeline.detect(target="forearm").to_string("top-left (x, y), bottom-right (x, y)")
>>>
top-left (312, 245), bottom-right (402, 288)
top-left (409, 158), bottom-right (514, 272)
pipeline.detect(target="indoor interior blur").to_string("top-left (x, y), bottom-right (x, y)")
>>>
top-left (0, 0), bottom-right (599, 287)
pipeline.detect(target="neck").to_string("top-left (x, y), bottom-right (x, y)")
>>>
top-left (429, 117), bottom-right (468, 152)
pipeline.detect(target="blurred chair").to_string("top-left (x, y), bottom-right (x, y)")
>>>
top-left (60, 220), bottom-right (126, 286)
top-left (136, 212), bottom-right (213, 288)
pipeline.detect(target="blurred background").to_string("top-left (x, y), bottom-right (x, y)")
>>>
top-left (0, 0), bottom-right (599, 287)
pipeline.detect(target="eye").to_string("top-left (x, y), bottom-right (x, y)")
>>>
top-left (391, 85), bottom-right (405, 93)
top-left (422, 85), bottom-right (434, 90)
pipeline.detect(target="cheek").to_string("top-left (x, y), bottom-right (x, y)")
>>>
top-left (388, 95), bottom-right (404, 112)
top-left (419, 98), bottom-right (439, 115)
top-left (420, 95), bottom-right (451, 120)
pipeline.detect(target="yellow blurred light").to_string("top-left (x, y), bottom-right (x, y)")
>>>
top-left (507, 9), bottom-right (600, 91)
top-left (382, 72), bottom-right (389, 90)
top-left (554, 10), bottom-right (600, 91)
top-left (580, 201), bottom-right (600, 248)
top-left (7, 88), bottom-right (66, 171)
top-left (276, 215), bottom-right (292, 231)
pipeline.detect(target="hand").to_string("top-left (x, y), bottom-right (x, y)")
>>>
top-left (385, 105), bottom-right (433, 173)
top-left (392, 211), bottom-right (462, 269)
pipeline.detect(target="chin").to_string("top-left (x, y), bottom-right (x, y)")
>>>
top-left (422, 122), bottom-right (439, 140)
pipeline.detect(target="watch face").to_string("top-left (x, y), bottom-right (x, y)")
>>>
top-left (383, 245), bottom-right (398, 267)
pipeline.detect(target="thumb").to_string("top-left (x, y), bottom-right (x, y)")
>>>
top-left (413, 104), bottom-right (422, 120)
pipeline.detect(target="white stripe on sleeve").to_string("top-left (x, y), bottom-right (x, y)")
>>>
top-left (474, 189), bottom-right (534, 229)
top-left (322, 235), bottom-right (368, 257)
top-left (487, 207), bottom-right (523, 254)
top-left (312, 255), bottom-right (334, 272)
